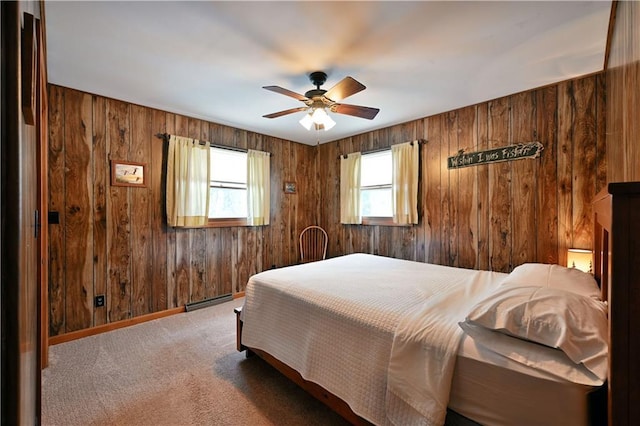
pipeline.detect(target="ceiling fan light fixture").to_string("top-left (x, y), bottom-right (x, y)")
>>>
top-left (299, 107), bottom-right (335, 131)
top-left (267, 71), bottom-right (378, 132)
top-left (322, 113), bottom-right (336, 130)
top-left (311, 107), bottom-right (328, 123)
top-left (299, 112), bottom-right (314, 130)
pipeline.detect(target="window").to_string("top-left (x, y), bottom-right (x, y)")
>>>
top-left (208, 147), bottom-right (247, 220)
top-left (360, 150), bottom-right (392, 218)
top-left (340, 142), bottom-right (419, 227)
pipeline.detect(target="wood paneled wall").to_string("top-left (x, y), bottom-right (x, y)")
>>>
top-left (47, 85), bottom-right (316, 336)
top-left (606, 0), bottom-right (640, 183)
top-left (317, 74), bottom-right (606, 273)
top-left (49, 72), bottom-right (605, 336)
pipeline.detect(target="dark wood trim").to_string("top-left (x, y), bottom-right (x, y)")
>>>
top-left (603, 1), bottom-right (618, 71)
top-left (36, 12), bottom-right (49, 371)
top-left (48, 306), bottom-right (185, 345)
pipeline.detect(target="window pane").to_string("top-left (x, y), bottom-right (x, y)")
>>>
top-left (210, 148), bottom-right (246, 184)
top-left (361, 188), bottom-right (392, 217)
top-left (208, 188), bottom-right (247, 218)
top-left (361, 150), bottom-right (391, 187)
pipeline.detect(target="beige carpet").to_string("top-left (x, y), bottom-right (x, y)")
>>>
top-left (41, 298), bottom-right (349, 426)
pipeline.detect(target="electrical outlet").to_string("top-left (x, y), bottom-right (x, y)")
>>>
top-left (95, 295), bottom-right (105, 308)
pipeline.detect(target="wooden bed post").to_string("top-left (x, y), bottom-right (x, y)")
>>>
top-left (593, 182), bottom-right (640, 426)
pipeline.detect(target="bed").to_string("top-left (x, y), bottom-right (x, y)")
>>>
top-left (237, 182), bottom-right (640, 426)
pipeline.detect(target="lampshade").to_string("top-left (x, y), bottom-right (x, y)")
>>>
top-left (299, 107), bottom-right (336, 131)
top-left (567, 249), bottom-right (592, 273)
top-left (299, 113), bottom-right (314, 130)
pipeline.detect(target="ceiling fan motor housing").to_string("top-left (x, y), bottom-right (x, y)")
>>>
top-left (309, 71), bottom-right (328, 88)
top-left (306, 71), bottom-right (329, 100)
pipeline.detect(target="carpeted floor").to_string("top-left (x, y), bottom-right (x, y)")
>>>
top-left (41, 298), bottom-right (349, 426)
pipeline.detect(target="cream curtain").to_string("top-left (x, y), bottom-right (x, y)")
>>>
top-left (391, 141), bottom-right (419, 225)
top-left (247, 149), bottom-right (271, 226)
top-left (166, 135), bottom-right (211, 227)
top-left (340, 152), bottom-right (362, 224)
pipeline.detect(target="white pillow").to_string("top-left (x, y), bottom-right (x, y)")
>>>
top-left (500, 263), bottom-right (602, 300)
top-left (462, 285), bottom-right (608, 380)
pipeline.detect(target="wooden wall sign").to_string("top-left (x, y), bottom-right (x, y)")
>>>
top-left (447, 141), bottom-right (544, 169)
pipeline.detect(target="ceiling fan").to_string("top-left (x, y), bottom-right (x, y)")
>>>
top-left (262, 71), bottom-right (380, 131)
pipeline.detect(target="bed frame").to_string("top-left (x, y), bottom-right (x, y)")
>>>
top-left (236, 181), bottom-right (640, 426)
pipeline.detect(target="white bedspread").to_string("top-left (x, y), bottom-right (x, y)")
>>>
top-left (241, 254), bottom-right (503, 425)
top-left (386, 266), bottom-right (499, 425)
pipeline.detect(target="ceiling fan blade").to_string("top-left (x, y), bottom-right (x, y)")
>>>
top-left (332, 103), bottom-right (380, 120)
top-left (324, 77), bottom-right (366, 102)
top-left (262, 86), bottom-right (309, 102)
top-left (263, 106), bottom-right (308, 119)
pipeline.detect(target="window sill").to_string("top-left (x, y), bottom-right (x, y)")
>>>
top-left (207, 218), bottom-right (250, 228)
top-left (361, 217), bottom-right (413, 227)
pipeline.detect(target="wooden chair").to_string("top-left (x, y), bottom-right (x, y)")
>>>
top-left (299, 226), bottom-right (328, 263)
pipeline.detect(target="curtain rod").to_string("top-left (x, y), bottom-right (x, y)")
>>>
top-left (338, 139), bottom-right (426, 159)
top-left (155, 133), bottom-right (270, 155)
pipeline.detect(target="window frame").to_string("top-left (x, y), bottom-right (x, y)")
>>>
top-left (360, 150), bottom-right (395, 225)
top-left (207, 147), bottom-right (250, 227)
top-left (358, 149), bottom-right (416, 227)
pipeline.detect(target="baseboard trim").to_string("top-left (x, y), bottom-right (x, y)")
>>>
top-left (48, 306), bottom-right (186, 346)
top-left (185, 294), bottom-right (233, 312)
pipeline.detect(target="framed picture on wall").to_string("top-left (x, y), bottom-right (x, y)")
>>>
top-left (111, 160), bottom-right (146, 187)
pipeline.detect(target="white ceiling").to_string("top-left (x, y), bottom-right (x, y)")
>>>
top-left (45, 1), bottom-right (611, 146)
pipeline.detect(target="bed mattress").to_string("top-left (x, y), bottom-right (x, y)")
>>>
top-left (241, 254), bottom-right (600, 425)
top-left (451, 335), bottom-right (598, 425)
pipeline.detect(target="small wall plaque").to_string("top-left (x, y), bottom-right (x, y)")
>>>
top-left (284, 181), bottom-right (296, 194)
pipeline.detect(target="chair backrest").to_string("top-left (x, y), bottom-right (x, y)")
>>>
top-left (299, 226), bottom-right (328, 263)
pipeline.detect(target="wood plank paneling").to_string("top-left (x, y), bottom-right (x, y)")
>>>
top-left (63, 90), bottom-right (93, 331)
top-left (557, 80), bottom-right (575, 268)
top-left (607, 0), bottom-right (640, 183)
top-left (510, 91), bottom-right (537, 267)
top-left (48, 70), bottom-right (605, 336)
top-left (475, 104), bottom-right (490, 271)
top-left (572, 77), bottom-right (597, 250)
top-left (47, 85), bottom-right (66, 335)
top-left (92, 96), bottom-right (108, 326)
top-left (457, 106), bottom-right (477, 269)
top-left (487, 97), bottom-right (512, 272)
top-left (442, 112), bottom-right (458, 267)
top-left (535, 85), bottom-right (559, 265)
top-left (130, 105), bottom-right (153, 315)
top-left (47, 84), bottom-right (315, 336)
top-left (106, 98), bottom-right (132, 322)
top-left (318, 74), bottom-right (604, 274)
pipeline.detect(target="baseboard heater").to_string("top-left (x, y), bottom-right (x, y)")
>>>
top-left (185, 294), bottom-right (233, 312)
